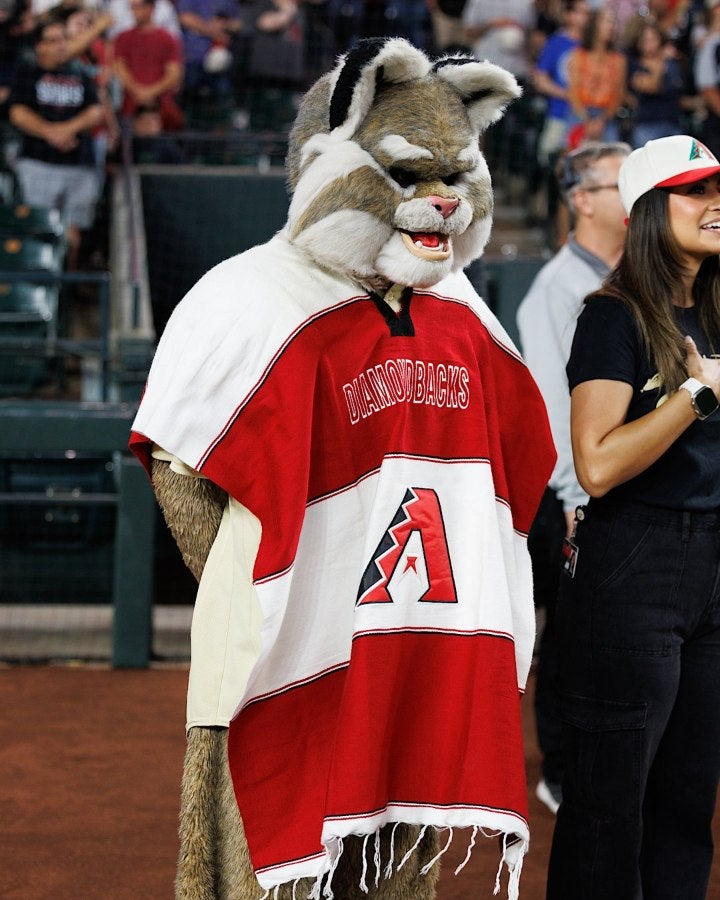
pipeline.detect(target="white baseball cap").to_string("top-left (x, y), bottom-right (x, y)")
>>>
top-left (618, 135), bottom-right (720, 214)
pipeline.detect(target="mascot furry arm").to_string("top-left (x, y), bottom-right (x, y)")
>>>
top-left (130, 37), bottom-right (556, 900)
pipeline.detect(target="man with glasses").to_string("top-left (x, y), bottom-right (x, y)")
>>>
top-left (516, 140), bottom-right (630, 816)
top-left (9, 15), bottom-right (103, 269)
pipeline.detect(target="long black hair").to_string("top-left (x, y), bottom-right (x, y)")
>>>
top-left (591, 187), bottom-right (720, 393)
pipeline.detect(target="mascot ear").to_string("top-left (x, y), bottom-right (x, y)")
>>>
top-left (328, 37), bottom-right (431, 137)
top-left (433, 56), bottom-right (521, 134)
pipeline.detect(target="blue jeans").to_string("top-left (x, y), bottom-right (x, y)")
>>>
top-left (547, 499), bottom-right (720, 900)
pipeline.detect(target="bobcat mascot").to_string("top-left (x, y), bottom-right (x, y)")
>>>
top-left (130, 37), bottom-right (555, 900)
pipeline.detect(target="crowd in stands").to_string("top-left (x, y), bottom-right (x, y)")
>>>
top-left (1, 0), bottom-right (720, 247)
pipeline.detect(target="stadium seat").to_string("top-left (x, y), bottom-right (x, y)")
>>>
top-left (0, 453), bottom-right (116, 549)
top-left (0, 280), bottom-right (57, 324)
top-left (0, 451), bottom-right (116, 603)
top-left (0, 235), bottom-right (64, 273)
top-left (0, 241), bottom-right (64, 395)
top-left (0, 203), bottom-right (64, 242)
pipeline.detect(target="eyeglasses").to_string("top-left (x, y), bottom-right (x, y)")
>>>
top-left (579, 183), bottom-right (619, 192)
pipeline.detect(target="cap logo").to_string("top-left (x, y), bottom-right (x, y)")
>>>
top-left (689, 138), bottom-right (716, 162)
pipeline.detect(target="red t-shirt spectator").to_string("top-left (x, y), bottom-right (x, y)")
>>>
top-left (114, 25), bottom-right (183, 127)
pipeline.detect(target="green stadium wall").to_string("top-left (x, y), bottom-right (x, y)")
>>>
top-left (139, 168), bottom-right (290, 337)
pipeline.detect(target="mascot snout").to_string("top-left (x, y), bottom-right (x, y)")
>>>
top-left (428, 195), bottom-right (459, 218)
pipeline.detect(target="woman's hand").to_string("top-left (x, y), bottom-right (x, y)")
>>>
top-left (685, 335), bottom-right (720, 398)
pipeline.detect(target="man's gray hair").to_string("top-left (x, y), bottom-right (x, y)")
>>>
top-left (557, 141), bottom-right (631, 209)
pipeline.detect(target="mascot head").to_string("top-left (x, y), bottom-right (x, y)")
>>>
top-left (286, 37), bottom-right (520, 292)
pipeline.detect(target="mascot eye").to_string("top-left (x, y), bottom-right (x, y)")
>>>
top-left (442, 172), bottom-right (462, 186)
top-left (388, 167), bottom-right (417, 189)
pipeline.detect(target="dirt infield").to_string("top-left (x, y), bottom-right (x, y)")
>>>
top-left (1, 664), bottom-right (718, 900)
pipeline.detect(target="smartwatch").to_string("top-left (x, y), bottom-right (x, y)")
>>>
top-left (679, 377), bottom-right (719, 420)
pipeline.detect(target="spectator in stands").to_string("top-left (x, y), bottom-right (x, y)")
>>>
top-left (516, 140), bottom-right (630, 818)
top-left (244, 0), bottom-right (304, 132)
top-left (566, 7), bottom-right (627, 143)
top-left (534, 0), bottom-right (563, 39)
top-left (463, 0), bottom-right (534, 85)
top-left (177, 0), bottom-right (243, 115)
top-left (65, 5), bottom-right (114, 60)
top-left (626, 20), bottom-right (685, 147)
top-left (463, 0), bottom-right (539, 200)
top-left (533, 0), bottom-right (589, 244)
top-left (105, 0), bottom-right (181, 40)
top-left (694, 0), bottom-right (720, 157)
top-left (0, 0), bottom-right (33, 121)
top-left (534, 0), bottom-right (590, 167)
top-left (621, 0), bottom-right (689, 49)
top-left (65, 6), bottom-right (119, 187)
top-left (113, 0), bottom-right (184, 134)
top-left (27, 0), bottom-right (63, 18)
top-left (606, 0), bottom-right (644, 37)
top-left (9, 15), bottom-right (104, 268)
top-left (426, 0), bottom-right (469, 53)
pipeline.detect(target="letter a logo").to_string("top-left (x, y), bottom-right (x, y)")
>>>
top-left (689, 138), bottom-right (716, 162)
top-left (357, 487), bottom-right (457, 606)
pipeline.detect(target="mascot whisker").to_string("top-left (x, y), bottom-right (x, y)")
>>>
top-left (130, 36), bottom-right (556, 900)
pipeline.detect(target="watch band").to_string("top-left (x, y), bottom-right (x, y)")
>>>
top-left (679, 377), bottom-right (719, 420)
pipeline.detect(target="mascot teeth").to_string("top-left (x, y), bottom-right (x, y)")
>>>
top-left (401, 230), bottom-right (451, 260)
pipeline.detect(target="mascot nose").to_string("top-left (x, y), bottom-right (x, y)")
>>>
top-left (428, 195), bottom-right (459, 219)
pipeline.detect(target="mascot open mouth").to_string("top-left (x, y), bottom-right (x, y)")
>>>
top-left (400, 230), bottom-right (451, 261)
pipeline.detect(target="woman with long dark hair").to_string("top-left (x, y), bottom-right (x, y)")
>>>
top-left (547, 134), bottom-right (720, 899)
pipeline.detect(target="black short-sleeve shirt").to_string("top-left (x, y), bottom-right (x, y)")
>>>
top-left (10, 62), bottom-right (98, 167)
top-left (567, 295), bottom-right (720, 510)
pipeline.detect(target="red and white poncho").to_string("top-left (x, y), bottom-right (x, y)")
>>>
top-left (130, 232), bottom-right (556, 896)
